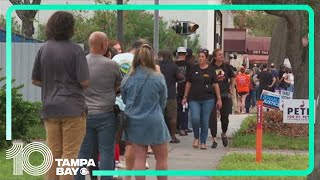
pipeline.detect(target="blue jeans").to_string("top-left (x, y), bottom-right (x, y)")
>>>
top-left (189, 99), bottom-right (215, 144)
top-left (287, 84), bottom-right (294, 93)
top-left (251, 89), bottom-right (257, 107)
top-left (177, 96), bottom-right (189, 130)
top-left (75, 112), bottom-right (117, 180)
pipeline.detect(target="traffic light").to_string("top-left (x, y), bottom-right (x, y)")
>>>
top-left (171, 21), bottom-right (182, 34)
top-left (188, 22), bottom-right (199, 33)
top-left (172, 21), bottom-right (199, 35)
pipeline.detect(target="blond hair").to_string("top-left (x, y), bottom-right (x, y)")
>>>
top-left (130, 44), bottom-right (156, 75)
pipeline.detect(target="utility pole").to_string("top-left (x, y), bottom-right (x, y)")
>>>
top-left (184, 36), bottom-right (188, 48)
top-left (153, 0), bottom-right (159, 56)
top-left (117, 0), bottom-right (124, 44)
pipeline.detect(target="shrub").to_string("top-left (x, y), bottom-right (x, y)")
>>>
top-left (243, 111), bottom-right (308, 137)
top-left (0, 69), bottom-right (42, 149)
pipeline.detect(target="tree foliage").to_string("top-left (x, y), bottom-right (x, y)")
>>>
top-left (0, 69), bottom-right (41, 149)
top-left (37, 10), bottom-right (200, 53)
top-left (0, 15), bottom-right (21, 34)
top-left (230, 0), bottom-right (319, 179)
top-left (233, 11), bottom-right (278, 37)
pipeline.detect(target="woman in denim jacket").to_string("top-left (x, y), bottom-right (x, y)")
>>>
top-left (121, 44), bottom-right (170, 180)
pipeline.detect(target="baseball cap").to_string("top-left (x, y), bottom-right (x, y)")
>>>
top-left (177, 47), bottom-right (187, 53)
top-left (270, 63), bottom-right (275, 67)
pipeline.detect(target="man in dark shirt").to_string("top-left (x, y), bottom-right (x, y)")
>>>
top-left (31, 11), bottom-right (89, 180)
top-left (175, 47), bottom-right (192, 136)
top-left (159, 50), bottom-right (181, 143)
top-left (257, 64), bottom-right (277, 98)
top-left (209, 49), bottom-right (235, 148)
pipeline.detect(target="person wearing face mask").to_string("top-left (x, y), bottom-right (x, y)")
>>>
top-left (209, 49), bottom-right (235, 148)
top-left (182, 48), bottom-right (222, 150)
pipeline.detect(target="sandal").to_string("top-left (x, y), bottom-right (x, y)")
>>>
top-left (170, 136), bottom-right (181, 144)
top-left (192, 139), bottom-right (199, 148)
top-left (200, 144), bottom-right (207, 150)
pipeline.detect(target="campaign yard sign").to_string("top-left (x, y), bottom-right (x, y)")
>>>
top-left (279, 90), bottom-right (293, 111)
top-left (283, 99), bottom-right (312, 124)
top-left (260, 90), bottom-right (280, 109)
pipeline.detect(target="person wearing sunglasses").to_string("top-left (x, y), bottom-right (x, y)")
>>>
top-left (182, 48), bottom-right (222, 150)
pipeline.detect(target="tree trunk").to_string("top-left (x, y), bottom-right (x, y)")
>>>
top-left (268, 17), bottom-right (287, 68)
top-left (9, 0), bottom-right (41, 37)
top-left (307, 6), bottom-right (320, 180)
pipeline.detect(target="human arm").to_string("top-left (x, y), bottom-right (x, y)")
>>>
top-left (159, 75), bottom-right (168, 111)
top-left (120, 76), bottom-right (128, 105)
top-left (182, 82), bottom-right (191, 106)
top-left (214, 83), bottom-right (222, 109)
top-left (32, 80), bottom-right (42, 87)
top-left (228, 65), bottom-right (236, 95)
top-left (31, 48), bottom-right (42, 87)
top-left (76, 50), bottom-right (90, 89)
top-left (269, 76), bottom-right (277, 88)
top-left (114, 64), bottom-right (122, 94)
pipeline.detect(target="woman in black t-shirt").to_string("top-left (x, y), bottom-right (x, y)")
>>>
top-left (182, 49), bottom-right (222, 150)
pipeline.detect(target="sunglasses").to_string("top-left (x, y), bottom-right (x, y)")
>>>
top-left (140, 44), bottom-right (153, 50)
top-left (199, 48), bottom-right (209, 54)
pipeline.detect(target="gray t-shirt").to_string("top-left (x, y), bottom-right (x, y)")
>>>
top-left (85, 54), bottom-right (122, 115)
top-left (32, 40), bottom-right (90, 119)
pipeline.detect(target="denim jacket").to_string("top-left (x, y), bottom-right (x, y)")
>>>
top-left (120, 66), bottom-right (167, 120)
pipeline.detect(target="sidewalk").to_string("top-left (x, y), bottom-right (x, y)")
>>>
top-left (139, 114), bottom-right (249, 180)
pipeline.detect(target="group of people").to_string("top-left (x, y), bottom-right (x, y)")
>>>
top-left (232, 63), bottom-right (295, 114)
top-left (31, 10), bottom-right (296, 180)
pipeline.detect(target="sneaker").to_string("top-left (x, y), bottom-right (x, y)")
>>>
top-left (211, 141), bottom-right (218, 149)
top-left (221, 133), bottom-right (228, 147)
top-left (116, 161), bottom-right (126, 169)
top-left (170, 136), bottom-right (180, 143)
top-left (179, 130), bottom-right (188, 136)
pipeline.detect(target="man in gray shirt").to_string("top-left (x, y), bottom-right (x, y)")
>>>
top-left (75, 31), bottom-right (122, 180)
top-left (31, 11), bottom-right (89, 180)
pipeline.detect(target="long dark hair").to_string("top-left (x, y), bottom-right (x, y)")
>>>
top-left (158, 50), bottom-right (173, 62)
top-left (45, 11), bottom-right (75, 40)
top-left (211, 49), bottom-right (223, 65)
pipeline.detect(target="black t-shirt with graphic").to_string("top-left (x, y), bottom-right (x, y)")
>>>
top-left (212, 63), bottom-right (235, 96)
top-left (186, 65), bottom-right (218, 101)
top-left (175, 60), bottom-right (191, 97)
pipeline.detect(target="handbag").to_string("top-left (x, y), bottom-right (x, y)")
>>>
top-left (114, 73), bottom-right (151, 131)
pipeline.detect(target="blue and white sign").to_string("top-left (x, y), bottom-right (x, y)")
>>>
top-left (260, 90), bottom-right (281, 109)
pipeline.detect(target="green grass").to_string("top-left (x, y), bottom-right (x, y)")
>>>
top-left (231, 116), bottom-right (308, 150)
top-left (26, 123), bottom-right (46, 141)
top-left (0, 150), bottom-right (44, 180)
top-left (214, 153), bottom-right (308, 180)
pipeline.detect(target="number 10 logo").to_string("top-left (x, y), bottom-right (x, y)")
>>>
top-left (6, 142), bottom-right (53, 176)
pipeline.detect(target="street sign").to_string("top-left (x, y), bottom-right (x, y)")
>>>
top-left (283, 99), bottom-right (314, 124)
top-left (260, 90), bottom-right (280, 109)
